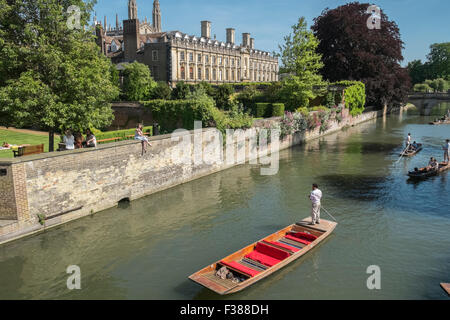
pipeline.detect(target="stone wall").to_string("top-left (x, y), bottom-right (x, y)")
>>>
top-left (0, 110), bottom-right (381, 244)
top-left (109, 102), bottom-right (154, 130)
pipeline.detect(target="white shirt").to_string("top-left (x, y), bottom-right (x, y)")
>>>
top-left (63, 135), bottom-right (75, 150)
top-left (406, 135), bottom-right (411, 144)
top-left (446, 142), bottom-right (450, 152)
top-left (310, 189), bottom-right (322, 205)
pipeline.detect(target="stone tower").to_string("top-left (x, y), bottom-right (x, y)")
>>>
top-left (128, 0), bottom-right (137, 20)
top-left (153, 0), bottom-right (162, 32)
top-left (124, 0), bottom-right (139, 62)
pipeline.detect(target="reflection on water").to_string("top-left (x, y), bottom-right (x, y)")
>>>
top-left (0, 115), bottom-right (449, 300)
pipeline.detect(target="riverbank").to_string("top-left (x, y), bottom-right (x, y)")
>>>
top-left (0, 107), bottom-right (392, 245)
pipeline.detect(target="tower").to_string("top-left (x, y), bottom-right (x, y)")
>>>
top-left (153, 0), bottom-right (162, 32)
top-left (128, 0), bottom-right (137, 20)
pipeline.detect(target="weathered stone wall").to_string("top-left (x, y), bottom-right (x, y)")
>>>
top-left (0, 110), bottom-right (381, 244)
top-left (0, 164), bottom-right (17, 220)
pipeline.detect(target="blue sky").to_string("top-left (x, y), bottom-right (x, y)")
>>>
top-left (94, 0), bottom-right (450, 65)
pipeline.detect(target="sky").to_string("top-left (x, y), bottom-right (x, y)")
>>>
top-left (93, 0), bottom-right (450, 66)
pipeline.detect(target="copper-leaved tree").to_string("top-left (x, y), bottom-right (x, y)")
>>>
top-left (312, 2), bottom-right (411, 111)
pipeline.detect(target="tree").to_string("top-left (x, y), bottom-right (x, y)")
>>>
top-left (214, 84), bottom-right (234, 110)
top-left (151, 81), bottom-right (172, 100)
top-left (277, 17), bottom-right (325, 110)
top-left (171, 81), bottom-right (190, 100)
top-left (413, 83), bottom-right (432, 93)
top-left (312, 2), bottom-right (411, 109)
top-left (426, 43), bottom-right (450, 80)
top-left (407, 60), bottom-right (427, 85)
top-left (122, 61), bottom-right (156, 101)
top-left (0, 0), bottom-right (119, 151)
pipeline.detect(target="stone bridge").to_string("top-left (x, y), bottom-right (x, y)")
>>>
top-left (407, 92), bottom-right (450, 115)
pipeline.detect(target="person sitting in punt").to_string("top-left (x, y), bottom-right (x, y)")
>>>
top-left (427, 158), bottom-right (439, 171)
top-left (410, 141), bottom-right (418, 151)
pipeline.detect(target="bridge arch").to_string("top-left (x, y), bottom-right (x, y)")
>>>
top-left (407, 93), bottom-right (450, 116)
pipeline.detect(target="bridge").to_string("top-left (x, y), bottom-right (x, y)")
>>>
top-left (407, 92), bottom-right (450, 115)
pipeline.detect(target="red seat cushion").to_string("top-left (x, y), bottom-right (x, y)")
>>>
top-left (220, 261), bottom-right (261, 277)
top-left (244, 242), bottom-right (291, 267)
top-left (254, 242), bottom-right (291, 260)
top-left (266, 241), bottom-right (300, 252)
top-left (288, 232), bottom-right (318, 243)
top-left (245, 251), bottom-right (282, 267)
top-left (285, 234), bottom-right (311, 245)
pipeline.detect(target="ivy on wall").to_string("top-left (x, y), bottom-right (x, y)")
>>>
top-left (334, 81), bottom-right (366, 116)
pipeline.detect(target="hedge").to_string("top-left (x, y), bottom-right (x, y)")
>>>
top-left (271, 103), bottom-right (285, 117)
top-left (142, 98), bottom-right (218, 133)
top-left (255, 103), bottom-right (272, 118)
top-left (96, 126), bottom-right (153, 143)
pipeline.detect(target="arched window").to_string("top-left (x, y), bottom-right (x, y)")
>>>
top-left (206, 68), bottom-right (210, 80)
top-left (198, 67), bottom-right (202, 80)
top-left (189, 67), bottom-right (194, 80)
top-left (180, 66), bottom-right (185, 80)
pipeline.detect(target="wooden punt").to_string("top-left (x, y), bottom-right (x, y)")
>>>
top-left (429, 120), bottom-right (450, 125)
top-left (441, 283), bottom-right (450, 295)
top-left (188, 218), bottom-right (337, 295)
top-left (400, 143), bottom-right (423, 157)
top-left (408, 162), bottom-right (450, 179)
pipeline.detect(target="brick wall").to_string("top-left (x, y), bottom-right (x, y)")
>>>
top-left (0, 164), bottom-right (17, 220)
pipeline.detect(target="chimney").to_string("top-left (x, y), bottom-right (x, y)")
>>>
top-left (250, 38), bottom-right (255, 49)
top-left (226, 28), bottom-right (235, 44)
top-left (201, 21), bottom-right (211, 38)
top-left (242, 33), bottom-right (250, 47)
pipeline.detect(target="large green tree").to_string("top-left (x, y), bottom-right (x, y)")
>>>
top-left (0, 0), bottom-right (119, 151)
top-left (407, 43), bottom-right (450, 84)
top-left (277, 17), bottom-right (325, 110)
top-left (122, 61), bottom-right (157, 101)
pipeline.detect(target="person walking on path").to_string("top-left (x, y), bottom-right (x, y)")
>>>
top-left (309, 184), bottom-right (322, 225)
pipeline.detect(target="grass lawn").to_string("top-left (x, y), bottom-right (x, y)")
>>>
top-left (0, 129), bottom-right (58, 159)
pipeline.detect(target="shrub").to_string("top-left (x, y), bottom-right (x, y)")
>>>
top-left (255, 103), bottom-right (271, 118)
top-left (214, 84), bottom-right (235, 110)
top-left (334, 81), bottom-right (366, 116)
top-left (151, 82), bottom-right (172, 100)
top-left (171, 81), bottom-right (190, 100)
top-left (122, 62), bottom-right (157, 101)
top-left (271, 103), bottom-right (285, 117)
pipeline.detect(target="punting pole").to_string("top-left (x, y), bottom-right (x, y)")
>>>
top-left (321, 206), bottom-right (338, 222)
top-left (396, 143), bottom-right (410, 163)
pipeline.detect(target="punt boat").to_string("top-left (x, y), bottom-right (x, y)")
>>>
top-left (400, 143), bottom-right (423, 157)
top-left (429, 120), bottom-right (450, 125)
top-left (408, 162), bottom-right (450, 179)
top-left (189, 218), bottom-right (337, 295)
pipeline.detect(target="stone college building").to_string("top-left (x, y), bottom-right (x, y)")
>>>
top-left (95, 0), bottom-right (279, 86)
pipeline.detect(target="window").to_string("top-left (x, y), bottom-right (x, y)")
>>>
top-left (189, 52), bottom-right (194, 62)
top-left (198, 54), bottom-right (202, 63)
top-left (219, 69), bottom-right (223, 81)
top-left (231, 70), bottom-right (235, 81)
top-left (218, 57), bottom-right (222, 65)
top-left (198, 67), bottom-right (202, 80)
top-left (231, 58), bottom-right (235, 67)
top-left (213, 69), bottom-right (217, 80)
top-left (206, 68), bottom-right (210, 80)
top-left (212, 56), bottom-right (216, 65)
top-left (237, 70), bottom-right (240, 80)
top-left (190, 67), bottom-right (194, 80)
top-left (237, 58), bottom-right (241, 67)
top-left (225, 58), bottom-right (228, 66)
top-left (180, 66), bottom-right (185, 79)
top-left (152, 50), bottom-right (158, 61)
top-left (180, 52), bottom-right (185, 61)
top-left (226, 70), bottom-right (229, 81)
top-left (205, 55), bottom-right (209, 63)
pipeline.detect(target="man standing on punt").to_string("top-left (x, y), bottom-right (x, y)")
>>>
top-left (444, 139), bottom-right (450, 163)
top-left (309, 184), bottom-right (323, 225)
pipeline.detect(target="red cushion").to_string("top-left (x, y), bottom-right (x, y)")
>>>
top-left (220, 261), bottom-right (261, 277)
top-left (266, 241), bottom-right (300, 252)
top-left (289, 232), bottom-right (318, 242)
top-left (245, 251), bottom-right (282, 267)
top-left (254, 242), bottom-right (291, 260)
top-left (285, 234), bottom-right (311, 245)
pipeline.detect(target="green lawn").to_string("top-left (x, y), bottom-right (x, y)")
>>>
top-left (0, 129), bottom-right (58, 159)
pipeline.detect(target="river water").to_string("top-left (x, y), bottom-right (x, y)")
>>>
top-left (0, 114), bottom-right (449, 300)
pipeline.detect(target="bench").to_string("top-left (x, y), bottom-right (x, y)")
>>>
top-left (13, 144), bottom-right (44, 157)
top-left (97, 137), bottom-right (122, 144)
